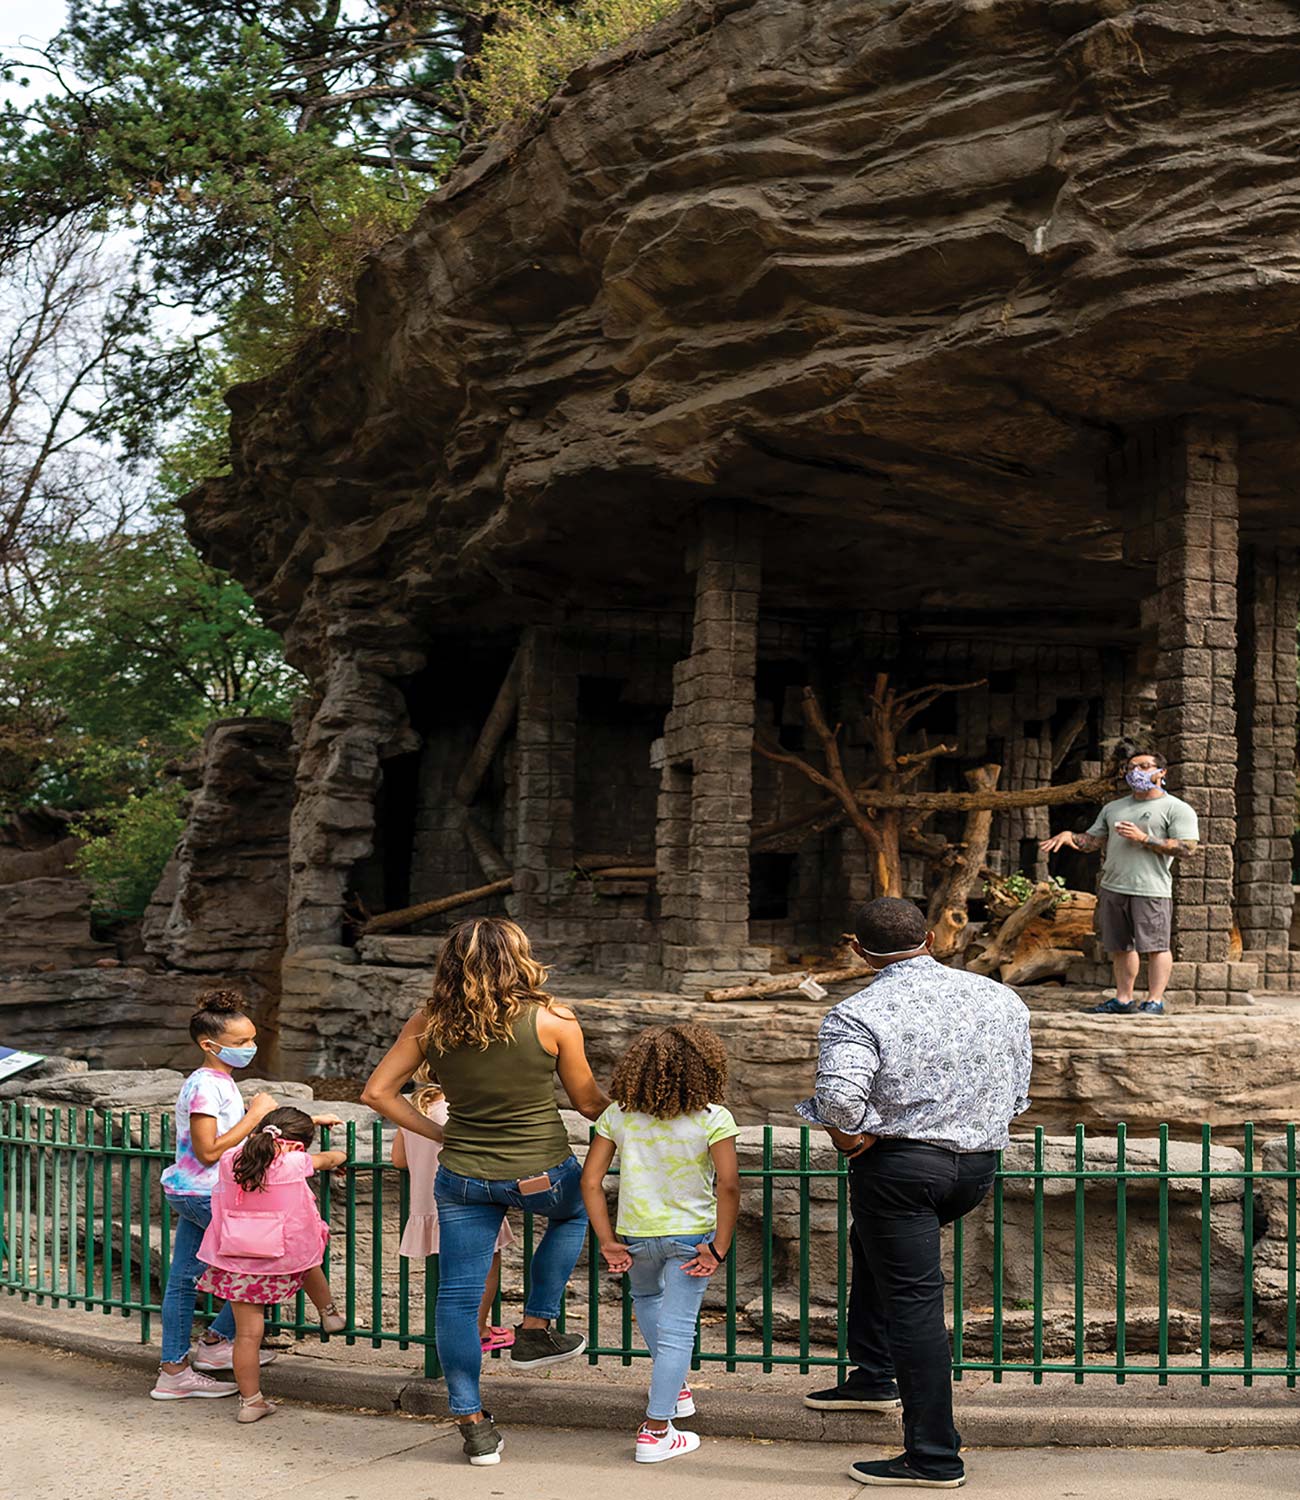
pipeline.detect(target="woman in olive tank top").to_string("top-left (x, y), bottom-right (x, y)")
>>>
top-left (363, 917), bottom-right (608, 1466)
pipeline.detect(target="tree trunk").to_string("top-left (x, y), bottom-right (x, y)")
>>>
top-left (928, 764), bottom-right (1001, 958)
top-left (362, 877), bottom-right (514, 935)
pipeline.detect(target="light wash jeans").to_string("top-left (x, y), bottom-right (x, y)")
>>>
top-left (161, 1191), bottom-right (236, 1362)
top-left (433, 1154), bottom-right (587, 1416)
top-left (626, 1234), bottom-right (714, 1420)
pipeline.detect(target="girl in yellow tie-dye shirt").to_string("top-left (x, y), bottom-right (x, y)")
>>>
top-left (581, 1023), bottom-right (741, 1465)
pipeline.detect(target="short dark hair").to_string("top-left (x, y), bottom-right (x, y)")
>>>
top-left (1126, 749), bottom-right (1168, 770)
top-left (854, 897), bottom-right (928, 954)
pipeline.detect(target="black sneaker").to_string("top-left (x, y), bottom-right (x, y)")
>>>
top-left (508, 1324), bottom-right (587, 1369)
top-left (849, 1456), bottom-right (964, 1488)
top-left (804, 1376), bottom-right (901, 1412)
top-left (459, 1412), bottom-right (504, 1466)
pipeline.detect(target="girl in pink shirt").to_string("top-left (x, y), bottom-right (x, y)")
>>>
top-left (197, 1107), bottom-right (347, 1422)
top-left (392, 1065), bottom-right (515, 1352)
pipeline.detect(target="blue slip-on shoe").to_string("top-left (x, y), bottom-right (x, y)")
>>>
top-left (1137, 1000), bottom-right (1165, 1016)
top-left (1086, 997), bottom-right (1137, 1015)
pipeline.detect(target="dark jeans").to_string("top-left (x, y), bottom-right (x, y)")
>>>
top-left (846, 1141), bottom-right (996, 1479)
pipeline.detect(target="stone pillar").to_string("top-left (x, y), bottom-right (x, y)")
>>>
top-left (508, 627), bottom-right (578, 932)
top-left (654, 505), bottom-right (769, 993)
top-left (1236, 547), bottom-right (1300, 985)
top-left (1154, 427), bottom-right (1238, 975)
top-left (1111, 420), bottom-right (1245, 1005)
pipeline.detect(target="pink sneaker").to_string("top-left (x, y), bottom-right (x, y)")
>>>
top-left (480, 1326), bottom-right (516, 1353)
top-left (150, 1365), bottom-right (239, 1400)
top-left (192, 1339), bottom-right (279, 1372)
top-left (635, 1422), bottom-right (700, 1464)
top-left (674, 1385), bottom-right (696, 1418)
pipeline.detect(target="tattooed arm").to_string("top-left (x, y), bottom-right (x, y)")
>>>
top-left (1040, 829), bottom-right (1105, 856)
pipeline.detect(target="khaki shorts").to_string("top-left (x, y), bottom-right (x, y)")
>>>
top-left (1096, 888), bottom-right (1173, 954)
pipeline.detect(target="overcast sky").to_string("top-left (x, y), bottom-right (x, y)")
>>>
top-left (2, 2), bottom-right (69, 106)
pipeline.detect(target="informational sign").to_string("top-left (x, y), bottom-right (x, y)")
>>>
top-left (0, 1046), bottom-right (45, 1083)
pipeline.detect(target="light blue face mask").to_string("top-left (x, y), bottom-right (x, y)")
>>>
top-left (209, 1041), bottom-right (257, 1069)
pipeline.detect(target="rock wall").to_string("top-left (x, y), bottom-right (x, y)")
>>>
top-left (187, 0), bottom-right (1300, 674)
top-left (273, 955), bottom-right (1300, 1138)
top-left (143, 718), bottom-right (295, 972)
top-left (2, 720), bottom-right (293, 1072)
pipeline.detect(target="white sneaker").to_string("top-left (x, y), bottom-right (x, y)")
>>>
top-left (673, 1386), bottom-right (696, 1418)
top-left (149, 1366), bottom-right (239, 1400)
top-left (635, 1422), bottom-right (701, 1464)
top-left (191, 1339), bottom-right (279, 1372)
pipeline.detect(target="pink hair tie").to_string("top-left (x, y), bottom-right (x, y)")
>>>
top-left (261, 1124), bottom-right (282, 1138)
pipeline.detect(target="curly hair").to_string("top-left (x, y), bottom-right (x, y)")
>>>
top-left (189, 988), bottom-right (249, 1044)
top-left (609, 1024), bottom-right (729, 1119)
top-left (422, 917), bottom-right (557, 1054)
top-left (233, 1107), bottom-right (315, 1193)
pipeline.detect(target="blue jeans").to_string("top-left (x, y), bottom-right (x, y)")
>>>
top-left (626, 1235), bottom-right (713, 1420)
top-left (161, 1191), bottom-right (236, 1363)
top-left (433, 1154), bottom-right (587, 1416)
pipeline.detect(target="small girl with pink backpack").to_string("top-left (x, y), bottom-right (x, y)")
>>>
top-left (197, 1106), bottom-right (348, 1422)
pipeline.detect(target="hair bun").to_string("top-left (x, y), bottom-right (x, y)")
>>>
top-left (194, 988), bottom-right (245, 1015)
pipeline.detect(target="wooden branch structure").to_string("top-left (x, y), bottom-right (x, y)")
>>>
top-left (454, 653), bottom-right (520, 806)
top-left (362, 877), bottom-right (515, 935)
top-left (361, 664), bottom-right (1117, 950)
top-left (847, 771), bottom-right (1115, 815)
top-left (927, 764), bottom-right (1001, 958)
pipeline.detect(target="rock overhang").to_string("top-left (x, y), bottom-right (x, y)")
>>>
top-left (184, 0), bottom-right (1300, 668)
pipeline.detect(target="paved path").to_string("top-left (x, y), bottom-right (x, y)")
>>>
top-left (2, 1341), bottom-right (1295, 1500)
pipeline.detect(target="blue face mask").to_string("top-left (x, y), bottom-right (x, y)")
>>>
top-left (1126, 766), bottom-right (1162, 793)
top-left (210, 1042), bottom-right (257, 1069)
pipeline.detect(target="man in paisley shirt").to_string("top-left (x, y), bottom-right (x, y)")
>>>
top-left (797, 897), bottom-right (1032, 1489)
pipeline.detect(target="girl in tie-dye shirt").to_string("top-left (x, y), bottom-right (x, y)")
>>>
top-left (151, 990), bottom-right (279, 1400)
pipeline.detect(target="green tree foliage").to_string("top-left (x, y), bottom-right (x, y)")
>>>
top-left (0, 504), bottom-right (304, 816)
top-left (1, 3), bottom-right (463, 312)
top-left (73, 780), bottom-right (187, 919)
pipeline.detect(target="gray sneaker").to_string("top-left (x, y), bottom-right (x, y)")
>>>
top-left (459, 1413), bottom-right (505, 1466)
top-left (508, 1324), bottom-right (587, 1369)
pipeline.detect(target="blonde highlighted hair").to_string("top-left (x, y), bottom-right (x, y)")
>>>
top-left (423, 917), bottom-right (556, 1054)
top-left (410, 1061), bottom-right (445, 1116)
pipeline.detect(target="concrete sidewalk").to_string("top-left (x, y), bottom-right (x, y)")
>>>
top-left (2, 1341), bottom-right (1296, 1500)
top-left (2, 1300), bottom-right (1298, 1449)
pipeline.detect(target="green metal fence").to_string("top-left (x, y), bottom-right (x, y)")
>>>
top-left (1, 1103), bottom-right (1295, 1387)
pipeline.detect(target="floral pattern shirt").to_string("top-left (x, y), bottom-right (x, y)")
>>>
top-left (796, 956), bottom-right (1032, 1152)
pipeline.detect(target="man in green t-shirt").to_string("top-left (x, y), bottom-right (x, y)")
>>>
top-left (1040, 750), bottom-right (1200, 1016)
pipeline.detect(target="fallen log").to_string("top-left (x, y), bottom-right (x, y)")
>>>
top-left (582, 866), bottom-right (657, 880)
top-left (704, 959), bottom-right (872, 1002)
top-left (966, 882), bottom-right (1057, 976)
top-left (1001, 947), bottom-right (1081, 987)
top-left (362, 877), bottom-right (514, 935)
